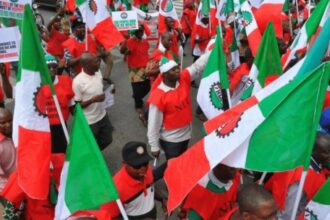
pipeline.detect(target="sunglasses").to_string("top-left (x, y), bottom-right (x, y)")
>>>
top-left (132, 162), bottom-right (149, 169)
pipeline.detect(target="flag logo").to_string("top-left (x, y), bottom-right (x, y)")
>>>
top-left (305, 209), bottom-right (319, 220)
top-left (33, 86), bottom-right (48, 118)
top-left (161, 0), bottom-right (173, 12)
top-left (88, 0), bottom-right (98, 14)
top-left (209, 82), bottom-right (225, 110)
top-left (241, 10), bottom-right (252, 27)
top-left (120, 12), bottom-right (128, 19)
top-left (215, 113), bottom-right (243, 138)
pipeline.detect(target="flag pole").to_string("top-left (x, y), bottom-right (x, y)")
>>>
top-left (85, 7), bottom-right (88, 51)
top-left (288, 10), bottom-right (293, 37)
top-left (295, 0), bottom-right (300, 26)
top-left (290, 170), bottom-right (307, 220)
top-left (116, 199), bottom-right (129, 220)
top-left (308, 0), bottom-right (311, 18)
top-left (258, 172), bottom-right (267, 185)
top-left (52, 95), bottom-right (70, 142)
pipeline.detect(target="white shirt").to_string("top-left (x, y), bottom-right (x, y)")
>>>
top-left (72, 71), bottom-right (106, 124)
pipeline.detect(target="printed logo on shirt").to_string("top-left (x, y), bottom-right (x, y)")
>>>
top-left (88, 0), bottom-right (98, 15)
top-left (215, 113), bottom-right (242, 138)
top-left (33, 86), bottom-right (48, 118)
top-left (240, 10), bottom-right (252, 27)
top-left (161, 0), bottom-right (173, 13)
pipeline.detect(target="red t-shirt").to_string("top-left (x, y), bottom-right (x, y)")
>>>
top-left (180, 8), bottom-right (197, 34)
top-left (148, 70), bottom-right (193, 130)
top-left (47, 28), bottom-right (69, 58)
top-left (126, 37), bottom-right (149, 69)
top-left (38, 76), bottom-right (74, 125)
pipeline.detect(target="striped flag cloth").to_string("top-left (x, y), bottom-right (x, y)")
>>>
top-left (55, 105), bottom-right (119, 219)
top-left (304, 178), bottom-right (330, 220)
top-left (238, 0), bottom-right (262, 57)
top-left (239, 22), bottom-right (282, 101)
top-left (12, 4), bottom-right (53, 200)
top-left (76, 0), bottom-right (124, 50)
top-left (281, 0), bottom-right (329, 69)
top-left (164, 60), bottom-right (330, 213)
top-left (197, 27), bottom-right (230, 119)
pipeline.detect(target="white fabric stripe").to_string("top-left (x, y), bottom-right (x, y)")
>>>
top-left (261, 0), bottom-right (285, 4)
top-left (305, 201), bottom-right (330, 220)
top-left (197, 71), bottom-right (222, 119)
top-left (124, 185), bottom-right (155, 216)
top-left (204, 105), bottom-right (265, 169)
top-left (159, 0), bottom-right (178, 19)
top-left (12, 69), bottom-right (50, 147)
top-left (240, 0), bottom-right (258, 35)
top-left (255, 57), bottom-right (304, 102)
top-left (55, 162), bottom-right (71, 220)
top-left (221, 135), bottom-right (251, 168)
top-left (79, 0), bottom-right (109, 30)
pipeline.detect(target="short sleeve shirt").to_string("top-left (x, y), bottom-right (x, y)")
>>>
top-left (72, 71), bottom-right (106, 124)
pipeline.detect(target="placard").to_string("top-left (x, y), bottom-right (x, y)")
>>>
top-left (0, 26), bottom-right (21, 63)
top-left (0, 0), bottom-right (31, 20)
top-left (112, 10), bottom-right (138, 31)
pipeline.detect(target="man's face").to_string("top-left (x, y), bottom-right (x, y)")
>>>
top-left (164, 65), bottom-right (180, 82)
top-left (201, 17), bottom-right (209, 26)
top-left (47, 63), bottom-right (58, 79)
top-left (125, 162), bottom-right (149, 181)
top-left (0, 111), bottom-right (12, 137)
top-left (89, 55), bottom-right (101, 73)
top-left (165, 17), bottom-right (175, 29)
top-left (242, 200), bottom-right (278, 220)
top-left (161, 34), bottom-right (173, 50)
top-left (135, 29), bottom-right (144, 40)
top-left (73, 24), bottom-right (86, 40)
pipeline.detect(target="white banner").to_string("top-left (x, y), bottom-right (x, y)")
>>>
top-left (0, 26), bottom-right (21, 63)
top-left (0, 0), bottom-right (32, 20)
top-left (112, 10), bottom-right (139, 31)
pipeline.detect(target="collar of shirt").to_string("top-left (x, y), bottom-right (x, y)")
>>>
top-left (208, 171), bottom-right (233, 191)
top-left (158, 81), bottom-right (179, 92)
top-left (158, 42), bottom-right (166, 53)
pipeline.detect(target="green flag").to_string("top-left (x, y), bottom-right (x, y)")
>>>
top-left (55, 104), bottom-right (119, 219)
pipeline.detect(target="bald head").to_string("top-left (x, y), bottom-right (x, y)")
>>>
top-left (238, 184), bottom-right (276, 213)
top-left (161, 32), bottom-right (173, 50)
top-left (80, 52), bottom-right (100, 74)
top-left (0, 108), bottom-right (12, 137)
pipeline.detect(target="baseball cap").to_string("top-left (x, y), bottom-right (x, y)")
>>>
top-left (122, 141), bottom-right (152, 167)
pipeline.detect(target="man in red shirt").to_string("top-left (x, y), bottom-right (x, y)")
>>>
top-left (62, 17), bottom-right (98, 76)
top-left (120, 25), bottom-right (150, 126)
top-left (102, 141), bottom-right (156, 219)
top-left (46, 8), bottom-right (69, 59)
top-left (180, 1), bottom-right (196, 52)
top-left (147, 53), bottom-right (210, 179)
top-left (44, 55), bottom-right (74, 153)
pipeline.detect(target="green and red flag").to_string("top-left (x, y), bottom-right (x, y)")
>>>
top-left (12, 4), bottom-right (54, 200)
top-left (55, 104), bottom-right (118, 219)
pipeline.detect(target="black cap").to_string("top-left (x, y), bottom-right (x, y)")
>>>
top-left (122, 141), bottom-right (152, 167)
top-left (71, 17), bottom-right (84, 30)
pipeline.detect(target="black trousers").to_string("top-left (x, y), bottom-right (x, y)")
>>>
top-left (153, 139), bottom-right (190, 181)
top-left (50, 124), bottom-right (67, 153)
top-left (90, 114), bottom-right (113, 151)
top-left (131, 80), bottom-right (150, 109)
